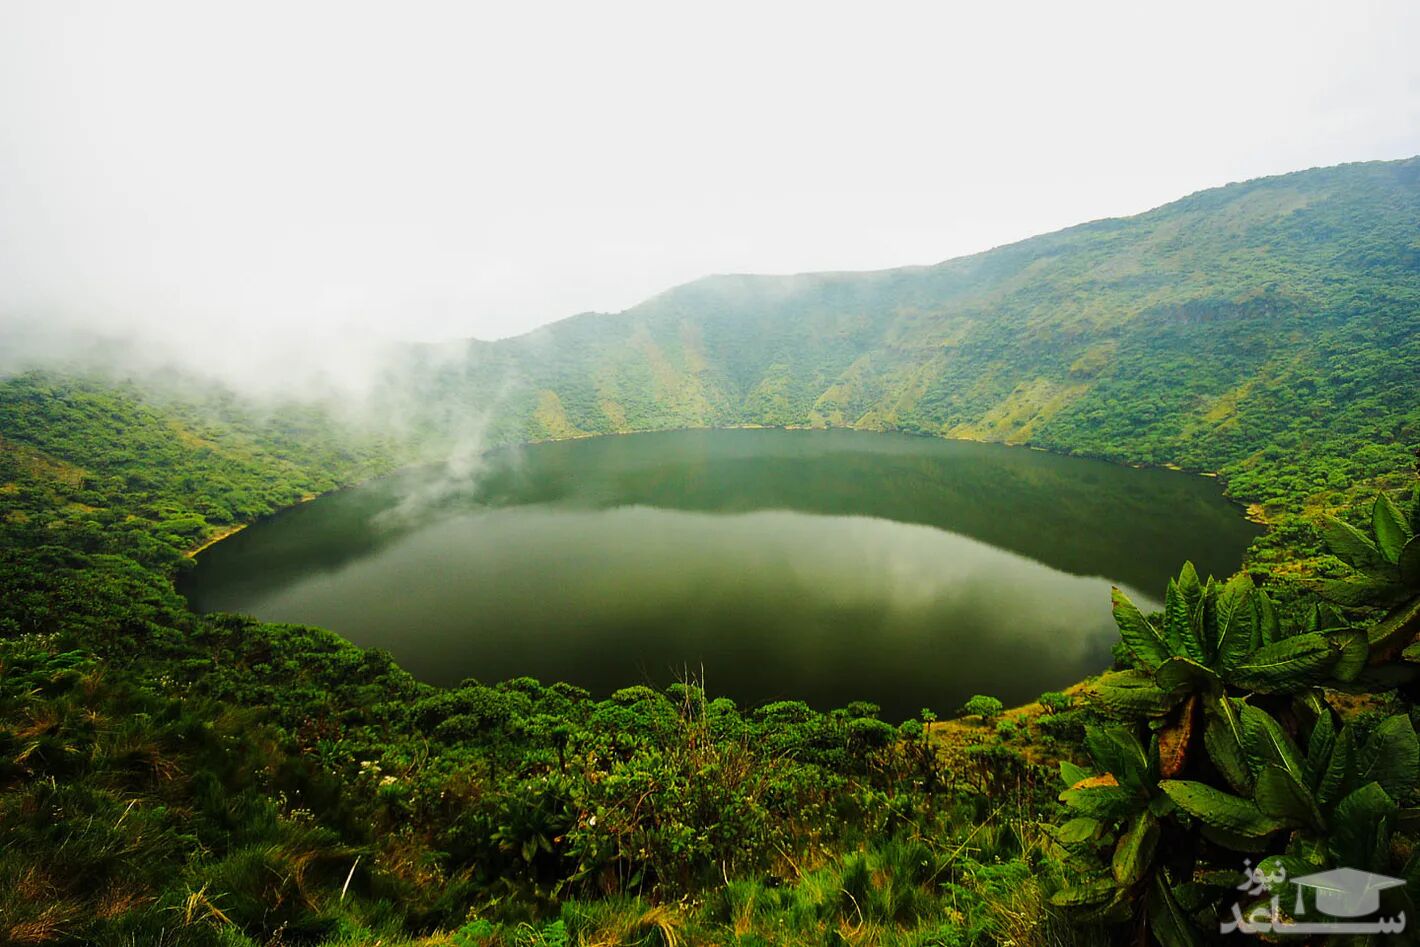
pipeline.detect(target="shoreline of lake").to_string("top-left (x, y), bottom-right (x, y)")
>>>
top-left (180, 427), bottom-right (1258, 719)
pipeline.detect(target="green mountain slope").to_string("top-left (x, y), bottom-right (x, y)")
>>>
top-left (409, 157), bottom-right (1419, 522)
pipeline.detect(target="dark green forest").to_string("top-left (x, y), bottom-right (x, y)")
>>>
top-left (1, 158), bottom-right (1418, 945)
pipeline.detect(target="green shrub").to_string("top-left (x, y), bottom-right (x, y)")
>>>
top-left (961, 695), bottom-right (1004, 722)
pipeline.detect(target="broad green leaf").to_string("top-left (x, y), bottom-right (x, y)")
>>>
top-left (1176, 563), bottom-right (1207, 662)
top-left (1374, 493), bottom-right (1414, 564)
top-left (1055, 817), bottom-right (1102, 844)
top-left (1367, 594), bottom-right (1420, 658)
top-left (1320, 576), bottom-right (1406, 608)
top-left (1254, 763), bottom-right (1323, 830)
top-left (1196, 577), bottom-right (1219, 664)
top-left (1402, 536), bottom-right (1420, 587)
top-left (1295, 688), bottom-right (1329, 719)
top-left (1155, 656), bottom-right (1220, 695)
top-left (1178, 561), bottom-right (1203, 619)
top-left (1050, 877), bottom-right (1116, 907)
top-left (1147, 793), bottom-right (1177, 818)
top-left (1320, 515), bottom-right (1384, 570)
top-left (1060, 759), bottom-right (1093, 787)
top-left (1061, 782), bottom-right (1136, 821)
top-left (1094, 890), bottom-right (1136, 925)
top-left (1085, 725), bottom-right (1151, 791)
top-left (1084, 669), bottom-right (1180, 717)
top-left (1307, 603), bottom-right (1349, 634)
top-left (1328, 629), bottom-right (1369, 683)
top-left (1256, 854), bottom-right (1322, 895)
top-left (1205, 713), bottom-right (1254, 795)
top-left (1239, 703), bottom-right (1306, 786)
top-left (1112, 812), bottom-right (1159, 886)
top-left (1214, 572), bottom-right (1256, 671)
top-left (1332, 782), bottom-right (1397, 871)
top-left (1252, 855), bottom-right (1322, 917)
top-left (1199, 823), bottom-right (1276, 853)
top-left (1254, 589), bottom-right (1280, 648)
top-left (1230, 633), bottom-right (1341, 693)
top-left (1354, 714), bottom-right (1419, 801)
top-left (1112, 587), bottom-right (1172, 671)
top-left (1205, 695), bottom-right (1254, 794)
top-left (1304, 708), bottom-right (1335, 786)
top-left (1160, 780), bottom-right (1284, 837)
top-left (1170, 881), bottom-right (1215, 915)
top-left (1148, 874), bottom-right (1204, 947)
top-left (1316, 727), bottom-right (1353, 807)
top-left (1163, 579), bottom-right (1190, 657)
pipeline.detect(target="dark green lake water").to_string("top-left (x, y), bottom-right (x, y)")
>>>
top-left (181, 429), bottom-right (1260, 720)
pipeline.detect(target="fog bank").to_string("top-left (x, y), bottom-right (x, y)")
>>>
top-left (2, 0), bottom-right (1416, 400)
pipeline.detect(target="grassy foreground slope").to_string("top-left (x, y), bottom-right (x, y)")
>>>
top-left (410, 158), bottom-right (1419, 554)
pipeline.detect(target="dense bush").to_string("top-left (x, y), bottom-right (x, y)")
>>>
top-left (1049, 484), bottom-right (1420, 943)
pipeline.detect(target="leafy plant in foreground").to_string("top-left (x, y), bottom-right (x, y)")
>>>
top-left (1051, 479), bottom-right (1420, 945)
top-left (1054, 704), bottom-right (1420, 942)
top-left (1085, 562), bottom-right (1366, 792)
top-left (1317, 489), bottom-right (1420, 662)
top-left (1099, 563), bottom-right (1365, 700)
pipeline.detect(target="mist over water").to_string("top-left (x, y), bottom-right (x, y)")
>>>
top-left (182, 429), bottom-right (1260, 719)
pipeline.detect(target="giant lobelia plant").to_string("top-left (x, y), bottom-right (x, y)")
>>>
top-left (1053, 704), bottom-right (1420, 942)
top-left (1084, 562), bottom-right (1366, 775)
top-left (1316, 486), bottom-right (1420, 664)
top-left (1049, 508), bottom-right (1420, 945)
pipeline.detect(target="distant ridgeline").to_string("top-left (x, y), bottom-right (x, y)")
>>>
top-left (1, 157), bottom-right (1416, 604)
top-left (393, 157), bottom-right (1420, 533)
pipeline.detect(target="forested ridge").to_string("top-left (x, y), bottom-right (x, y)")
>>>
top-left (403, 158), bottom-right (1419, 563)
top-left (0, 157), bottom-right (1418, 945)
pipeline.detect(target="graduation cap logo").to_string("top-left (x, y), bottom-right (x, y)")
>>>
top-left (1222, 862), bottom-right (1409, 935)
top-left (1291, 868), bottom-right (1407, 919)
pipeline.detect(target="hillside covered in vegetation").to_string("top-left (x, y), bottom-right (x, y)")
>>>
top-left (0, 158), bottom-right (1418, 945)
top-left (405, 159), bottom-right (1419, 551)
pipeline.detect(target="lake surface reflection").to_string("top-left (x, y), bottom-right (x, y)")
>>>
top-left (182, 429), bottom-right (1260, 719)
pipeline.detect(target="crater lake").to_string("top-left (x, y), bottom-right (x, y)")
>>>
top-left (180, 429), bottom-right (1261, 719)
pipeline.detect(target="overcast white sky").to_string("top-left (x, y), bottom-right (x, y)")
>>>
top-left (1, 0), bottom-right (1417, 351)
